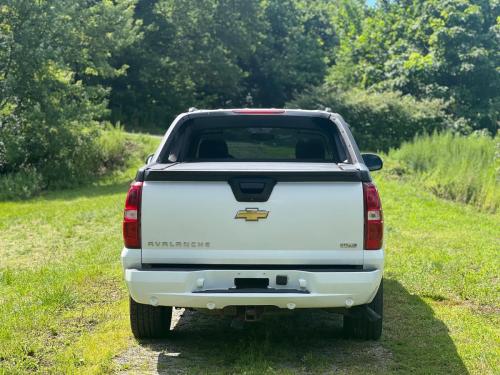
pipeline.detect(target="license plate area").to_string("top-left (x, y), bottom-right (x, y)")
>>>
top-left (234, 278), bottom-right (269, 289)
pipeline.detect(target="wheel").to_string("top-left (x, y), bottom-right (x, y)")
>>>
top-left (129, 297), bottom-right (173, 339)
top-left (343, 280), bottom-right (383, 340)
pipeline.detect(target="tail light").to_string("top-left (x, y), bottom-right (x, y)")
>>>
top-left (363, 182), bottom-right (383, 250)
top-left (123, 181), bottom-right (143, 248)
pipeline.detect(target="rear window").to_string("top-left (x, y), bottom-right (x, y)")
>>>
top-left (161, 115), bottom-right (348, 163)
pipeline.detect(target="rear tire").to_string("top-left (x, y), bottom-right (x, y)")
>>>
top-left (343, 280), bottom-right (383, 340)
top-left (129, 297), bottom-right (173, 339)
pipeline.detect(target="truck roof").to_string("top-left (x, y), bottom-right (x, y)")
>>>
top-left (182, 108), bottom-right (340, 119)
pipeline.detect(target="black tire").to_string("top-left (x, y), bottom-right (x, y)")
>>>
top-left (129, 297), bottom-right (173, 339)
top-left (343, 280), bottom-right (383, 340)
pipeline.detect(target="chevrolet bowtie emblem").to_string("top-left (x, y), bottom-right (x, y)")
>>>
top-left (235, 208), bottom-right (269, 222)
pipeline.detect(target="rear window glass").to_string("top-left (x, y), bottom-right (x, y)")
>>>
top-left (162, 115), bottom-right (348, 163)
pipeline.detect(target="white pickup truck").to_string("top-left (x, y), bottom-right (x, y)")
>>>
top-left (121, 109), bottom-right (384, 340)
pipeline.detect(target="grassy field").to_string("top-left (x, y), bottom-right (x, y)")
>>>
top-left (0, 144), bottom-right (499, 373)
top-left (388, 132), bottom-right (499, 213)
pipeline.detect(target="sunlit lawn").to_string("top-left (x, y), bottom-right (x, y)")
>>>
top-left (0, 168), bottom-right (498, 374)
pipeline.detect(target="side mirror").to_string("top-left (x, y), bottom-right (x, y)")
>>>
top-left (362, 153), bottom-right (383, 171)
top-left (145, 154), bottom-right (154, 164)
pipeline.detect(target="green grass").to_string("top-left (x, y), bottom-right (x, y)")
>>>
top-left (0, 139), bottom-right (499, 373)
top-left (378, 177), bottom-right (499, 374)
top-left (387, 132), bottom-right (499, 213)
top-left (0, 132), bottom-right (160, 374)
top-left (0, 183), bottom-right (132, 374)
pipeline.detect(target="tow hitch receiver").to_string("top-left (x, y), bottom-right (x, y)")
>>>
top-left (242, 306), bottom-right (263, 322)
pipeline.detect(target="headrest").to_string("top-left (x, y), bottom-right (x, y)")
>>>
top-left (295, 139), bottom-right (325, 160)
top-left (198, 139), bottom-right (229, 158)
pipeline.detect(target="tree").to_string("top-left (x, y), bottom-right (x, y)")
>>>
top-left (327, 0), bottom-right (500, 133)
top-left (108, 0), bottom-right (265, 129)
top-left (0, 0), bottom-right (139, 186)
top-left (242, 0), bottom-right (329, 107)
top-left (107, 0), bottom-right (333, 129)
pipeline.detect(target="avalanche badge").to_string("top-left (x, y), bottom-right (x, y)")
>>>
top-left (235, 208), bottom-right (269, 222)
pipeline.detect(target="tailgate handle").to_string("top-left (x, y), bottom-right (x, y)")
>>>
top-left (239, 182), bottom-right (265, 194)
top-left (228, 177), bottom-right (276, 202)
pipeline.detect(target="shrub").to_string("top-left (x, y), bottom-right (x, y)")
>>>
top-left (388, 132), bottom-right (499, 213)
top-left (0, 112), bottom-right (103, 191)
top-left (0, 167), bottom-right (44, 201)
top-left (96, 124), bottom-right (131, 174)
top-left (0, 120), bottom-right (145, 200)
top-left (0, 0), bottom-right (140, 200)
top-left (288, 87), bottom-right (451, 151)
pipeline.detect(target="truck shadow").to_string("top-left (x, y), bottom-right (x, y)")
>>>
top-left (138, 279), bottom-right (467, 374)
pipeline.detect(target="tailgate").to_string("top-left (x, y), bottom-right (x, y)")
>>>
top-left (140, 164), bottom-right (365, 265)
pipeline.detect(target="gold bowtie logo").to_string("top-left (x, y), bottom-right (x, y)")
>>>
top-left (235, 208), bottom-right (269, 222)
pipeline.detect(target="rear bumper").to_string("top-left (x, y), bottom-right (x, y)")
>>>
top-left (122, 249), bottom-right (383, 309)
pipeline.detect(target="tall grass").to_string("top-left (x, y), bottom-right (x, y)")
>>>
top-left (388, 132), bottom-right (499, 213)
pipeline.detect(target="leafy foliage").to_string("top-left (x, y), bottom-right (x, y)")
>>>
top-left (0, 0), bottom-right (139, 190)
top-left (108, 0), bottom-right (332, 129)
top-left (328, 0), bottom-right (500, 133)
top-left (290, 86), bottom-right (450, 151)
top-left (0, 126), bottom-right (157, 201)
top-left (1, 0), bottom-right (499, 198)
